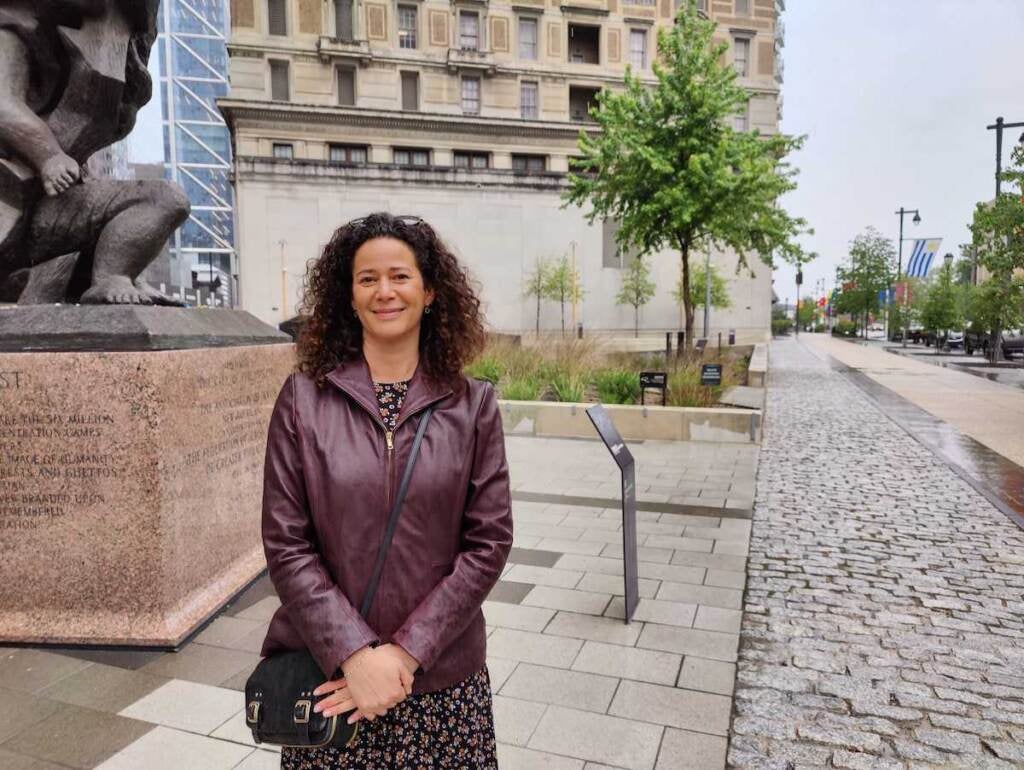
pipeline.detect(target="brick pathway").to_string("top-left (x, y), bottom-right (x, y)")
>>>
top-left (730, 337), bottom-right (1024, 769)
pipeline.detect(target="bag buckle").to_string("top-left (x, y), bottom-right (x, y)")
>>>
top-left (294, 699), bottom-right (312, 724)
top-left (246, 701), bottom-right (260, 724)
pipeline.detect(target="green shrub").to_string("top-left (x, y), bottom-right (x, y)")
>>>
top-left (771, 318), bottom-right (792, 336)
top-left (501, 376), bottom-right (543, 401)
top-left (832, 320), bottom-right (858, 338)
top-left (464, 356), bottom-right (503, 385)
top-left (593, 369), bottom-right (640, 404)
top-left (549, 372), bottom-right (585, 403)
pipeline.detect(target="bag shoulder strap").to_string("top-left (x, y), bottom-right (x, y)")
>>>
top-left (358, 406), bottom-right (434, 618)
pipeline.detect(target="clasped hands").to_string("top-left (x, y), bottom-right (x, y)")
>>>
top-left (312, 643), bottom-right (418, 725)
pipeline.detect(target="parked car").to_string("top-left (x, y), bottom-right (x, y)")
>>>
top-left (946, 331), bottom-right (964, 350)
top-left (1003, 331), bottom-right (1024, 359)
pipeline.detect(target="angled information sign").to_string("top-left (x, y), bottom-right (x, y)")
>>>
top-left (586, 404), bottom-right (639, 622)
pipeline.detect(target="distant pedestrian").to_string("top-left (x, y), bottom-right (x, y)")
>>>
top-left (261, 212), bottom-right (512, 768)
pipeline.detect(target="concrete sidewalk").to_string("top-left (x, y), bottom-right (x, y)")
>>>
top-left (803, 334), bottom-right (1024, 468)
top-left (0, 435), bottom-right (756, 770)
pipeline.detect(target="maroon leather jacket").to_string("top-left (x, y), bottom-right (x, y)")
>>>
top-left (259, 358), bottom-right (513, 694)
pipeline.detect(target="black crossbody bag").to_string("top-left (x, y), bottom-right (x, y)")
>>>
top-left (244, 407), bottom-right (435, 750)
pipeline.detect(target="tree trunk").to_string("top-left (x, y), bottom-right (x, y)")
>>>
top-left (634, 304), bottom-right (639, 338)
top-left (560, 293), bottom-right (566, 336)
top-left (535, 293), bottom-right (541, 335)
top-left (679, 241), bottom-right (694, 350)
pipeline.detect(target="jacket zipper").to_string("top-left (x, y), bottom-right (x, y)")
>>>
top-left (384, 429), bottom-right (394, 511)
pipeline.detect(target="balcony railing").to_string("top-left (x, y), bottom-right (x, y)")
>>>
top-left (775, 18), bottom-right (785, 48)
top-left (317, 36), bottom-right (373, 65)
top-left (446, 47), bottom-right (496, 75)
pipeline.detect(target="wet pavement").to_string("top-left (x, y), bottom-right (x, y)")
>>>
top-left (858, 338), bottom-right (1024, 390)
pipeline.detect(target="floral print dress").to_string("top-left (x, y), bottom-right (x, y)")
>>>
top-left (280, 380), bottom-right (499, 770)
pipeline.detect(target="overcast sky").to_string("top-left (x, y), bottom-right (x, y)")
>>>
top-left (775, 0), bottom-right (1024, 305)
top-left (134, 1), bottom-right (1024, 305)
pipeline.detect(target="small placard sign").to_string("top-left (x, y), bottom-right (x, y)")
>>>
top-left (700, 363), bottom-right (723, 386)
top-left (639, 371), bottom-right (667, 407)
top-left (639, 371), bottom-right (666, 389)
top-left (586, 404), bottom-right (639, 624)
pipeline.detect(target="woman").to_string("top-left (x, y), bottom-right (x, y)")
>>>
top-left (261, 212), bottom-right (513, 768)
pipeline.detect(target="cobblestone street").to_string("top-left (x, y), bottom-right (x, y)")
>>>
top-left (731, 338), bottom-right (1024, 769)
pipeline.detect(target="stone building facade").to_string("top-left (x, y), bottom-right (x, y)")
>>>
top-left (220, 0), bottom-right (783, 337)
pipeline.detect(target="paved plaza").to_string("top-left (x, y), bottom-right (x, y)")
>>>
top-left (731, 337), bottom-right (1024, 769)
top-left (0, 433), bottom-right (756, 769)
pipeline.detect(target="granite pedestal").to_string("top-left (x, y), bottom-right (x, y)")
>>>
top-left (0, 307), bottom-right (294, 646)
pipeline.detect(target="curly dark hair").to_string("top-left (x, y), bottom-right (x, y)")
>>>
top-left (296, 212), bottom-right (487, 390)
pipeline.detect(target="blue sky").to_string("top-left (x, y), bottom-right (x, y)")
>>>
top-left (131, 2), bottom-right (1024, 305)
top-left (774, 0), bottom-right (1024, 304)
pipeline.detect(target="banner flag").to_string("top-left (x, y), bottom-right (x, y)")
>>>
top-left (906, 239), bottom-right (942, 278)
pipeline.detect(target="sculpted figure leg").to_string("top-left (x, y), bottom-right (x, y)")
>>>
top-left (25, 179), bottom-right (190, 305)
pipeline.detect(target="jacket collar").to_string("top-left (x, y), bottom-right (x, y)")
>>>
top-left (325, 356), bottom-right (453, 429)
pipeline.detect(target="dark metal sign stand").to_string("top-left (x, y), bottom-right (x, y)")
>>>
top-left (586, 404), bottom-right (639, 623)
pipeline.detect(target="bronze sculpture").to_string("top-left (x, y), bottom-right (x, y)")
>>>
top-left (0, 0), bottom-right (189, 305)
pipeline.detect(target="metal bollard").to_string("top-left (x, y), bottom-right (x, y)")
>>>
top-left (665, 332), bottom-right (672, 357)
top-left (676, 331), bottom-right (685, 357)
top-left (718, 332), bottom-right (722, 350)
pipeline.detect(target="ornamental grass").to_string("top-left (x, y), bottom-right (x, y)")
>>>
top-left (464, 336), bottom-right (751, 408)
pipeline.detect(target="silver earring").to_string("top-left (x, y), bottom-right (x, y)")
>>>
top-left (424, 306), bottom-right (432, 315)
top-left (353, 309), bottom-right (358, 317)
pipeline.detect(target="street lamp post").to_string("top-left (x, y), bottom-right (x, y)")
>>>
top-left (895, 206), bottom-right (921, 348)
top-left (794, 266), bottom-right (802, 337)
top-left (986, 116), bottom-right (1024, 199)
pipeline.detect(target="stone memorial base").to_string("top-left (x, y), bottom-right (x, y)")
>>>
top-left (0, 307), bottom-right (295, 646)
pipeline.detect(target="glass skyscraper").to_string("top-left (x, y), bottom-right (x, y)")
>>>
top-left (158, 0), bottom-right (236, 305)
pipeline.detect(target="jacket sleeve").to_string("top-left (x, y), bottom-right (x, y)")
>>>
top-left (262, 374), bottom-right (379, 676)
top-left (391, 384), bottom-right (514, 672)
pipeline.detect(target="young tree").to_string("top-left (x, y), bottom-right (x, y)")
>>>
top-left (796, 294), bottom-right (817, 331)
top-left (674, 262), bottom-right (731, 310)
top-left (543, 256), bottom-right (585, 336)
top-left (523, 257), bottom-right (552, 335)
top-left (563, 1), bottom-right (809, 347)
top-left (919, 260), bottom-right (964, 353)
top-left (971, 145), bottom-right (1024, 361)
top-left (616, 257), bottom-right (657, 337)
top-left (834, 228), bottom-right (895, 338)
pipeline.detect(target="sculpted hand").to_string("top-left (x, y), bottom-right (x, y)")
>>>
top-left (40, 152), bottom-right (80, 197)
top-left (335, 646), bottom-right (414, 724)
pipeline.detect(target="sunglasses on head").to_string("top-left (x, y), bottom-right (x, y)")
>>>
top-left (345, 214), bottom-right (425, 228)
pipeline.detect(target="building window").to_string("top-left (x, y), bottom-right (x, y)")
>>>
top-left (337, 66), bottom-right (355, 106)
top-left (520, 80), bottom-right (538, 119)
top-left (268, 0), bottom-right (287, 35)
top-left (269, 59), bottom-right (290, 101)
top-left (630, 0), bottom-right (656, 5)
top-left (335, 0), bottom-right (353, 39)
top-left (329, 144), bottom-right (368, 163)
top-left (394, 147), bottom-right (430, 166)
top-left (459, 11), bottom-right (480, 50)
top-left (398, 4), bottom-right (417, 49)
top-left (735, 0), bottom-right (750, 14)
top-left (461, 76), bottom-right (480, 115)
top-left (512, 154), bottom-right (546, 172)
top-left (569, 85), bottom-right (600, 122)
top-left (733, 36), bottom-right (750, 76)
top-left (629, 29), bottom-right (647, 69)
top-left (400, 71), bottom-right (419, 110)
top-left (518, 17), bottom-right (537, 59)
top-left (453, 151), bottom-right (489, 169)
top-left (568, 24), bottom-right (600, 64)
top-left (272, 142), bottom-right (293, 159)
top-left (733, 104), bottom-right (749, 132)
